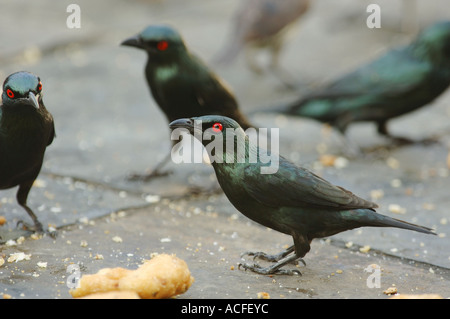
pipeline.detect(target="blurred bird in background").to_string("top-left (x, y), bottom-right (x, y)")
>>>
top-left (213, 0), bottom-right (310, 88)
top-left (260, 21), bottom-right (450, 146)
top-left (121, 24), bottom-right (253, 181)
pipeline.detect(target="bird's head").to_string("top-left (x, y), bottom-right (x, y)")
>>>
top-left (414, 21), bottom-right (450, 64)
top-left (169, 115), bottom-right (245, 144)
top-left (169, 115), bottom-right (250, 165)
top-left (121, 24), bottom-right (186, 57)
top-left (1, 71), bottom-right (43, 110)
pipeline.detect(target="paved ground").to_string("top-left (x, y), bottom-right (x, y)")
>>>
top-left (0, 0), bottom-right (449, 299)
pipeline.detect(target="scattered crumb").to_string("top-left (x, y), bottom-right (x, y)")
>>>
top-left (37, 261), bottom-right (47, 268)
top-left (0, 257), bottom-right (4, 267)
top-left (390, 179), bottom-right (402, 188)
top-left (80, 240), bottom-right (88, 247)
top-left (383, 286), bottom-right (398, 295)
top-left (359, 245), bottom-right (371, 253)
top-left (230, 265), bottom-right (235, 271)
top-left (7, 252), bottom-right (31, 263)
top-left (30, 233), bottom-right (42, 240)
top-left (0, 216), bottom-right (6, 226)
top-left (257, 292), bottom-right (270, 299)
top-left (319, 154), bottom-right (348, 168)
top-left (386, 157), bottom-right (399, 169)
top-left (2, 294), bottom-right (12, 299)
top-left (112, 236), bottom-right (123, 243)
top-left (388, 204), bottom-right (406, 214)
top-left (33, 179), bottom-right (47, 188)
top-left (345, 241), bottom-right (353, 248)
top-left (370, 189), bottom-right (384, 200)
top-left (145, 195), bottom-right (160, 203)
top-left (336, 269), bottom-right (343, 274)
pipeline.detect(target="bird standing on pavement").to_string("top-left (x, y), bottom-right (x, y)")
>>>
top-left (213, 0), bottom-right (310, 87)
top-left (121, 24), bottom-right (253, 180)
top-left (263, 21), bottom-right (450, 143)
top-left (169, 115), bottom-right (435, 275)
top-left (0, 71), bottom-right (55, 234)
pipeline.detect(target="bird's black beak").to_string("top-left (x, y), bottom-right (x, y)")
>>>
top-left (120, 36), bottom-right (144, 49)
top-left (24, 91), bottom-right (40, 109)
top-left (169, 118), bottom-right (195, 134)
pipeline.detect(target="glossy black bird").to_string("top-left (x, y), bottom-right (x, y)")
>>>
top-left (121, 24), bottom-right (253, 180)
top-left (213, 0), bottom-right (310, 87)
top-left (0, 71), bottom-right (55, 234)
top-left (264, 21), bottom-right (450, 143)
top-left (169, 115), bottom-right (435, 275)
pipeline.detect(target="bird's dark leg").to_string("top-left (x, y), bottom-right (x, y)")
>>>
top-left (239, 253), bottom-right (302, 275)
top-left (127, 151), bottom-right (173, 182)
top-left (16, 182), bottom-right (45, 234)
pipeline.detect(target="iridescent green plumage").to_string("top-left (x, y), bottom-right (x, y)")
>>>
top-left (170, 115), bottom-right (435, 275)
top-left (0, 71), bottom-right (55, 234)
top-left (271, 21), bottom-right (450, 139)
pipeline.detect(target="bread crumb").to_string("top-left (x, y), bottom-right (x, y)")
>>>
top-left (70, 254), bottom-right (194, 299)
top-left (383, 286), bottom-right (398, 295)
top-left (359, 245), bottom-right (371, 253)
top-left (257, 292), bottom-right (270, 299)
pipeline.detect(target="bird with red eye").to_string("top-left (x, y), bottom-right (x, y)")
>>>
top-left (212, 122), bottom-right (223, 133)
top-left (37, 81), bottom-right (42, 92)
top-left (157, 40), bottom-right (169, 51)
top-left (6, 88), bottom-right (15, 99)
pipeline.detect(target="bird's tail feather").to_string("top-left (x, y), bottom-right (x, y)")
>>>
top-left (377, 216), bottom-right (435, 235)
top-left (360, 211), bottom-right (436, 235)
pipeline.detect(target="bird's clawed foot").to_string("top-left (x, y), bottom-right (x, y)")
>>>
top-left (238, 261), bottom-right (302, 276)
top-left (16, 220), bottom-right (57, 238)
top-left (239, 248), bottom-right (305, 275)
top-left (127, 169), bottom-right (172, 182)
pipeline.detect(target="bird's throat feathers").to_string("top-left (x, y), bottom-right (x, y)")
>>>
top-left (151, 63), bottom-right (180, 82)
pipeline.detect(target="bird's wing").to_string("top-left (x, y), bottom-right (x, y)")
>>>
top-left (243, 157), bottom-right (377, 210)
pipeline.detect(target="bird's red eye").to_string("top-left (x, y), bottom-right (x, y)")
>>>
top-left (37, 82), bottom-right (42, 92)
top-left (157, 40), bottom-right (169, 51)
top-left (212, 122), bottom-right (223, 133)
top-left (6, 89), bottom-right (14, 98)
